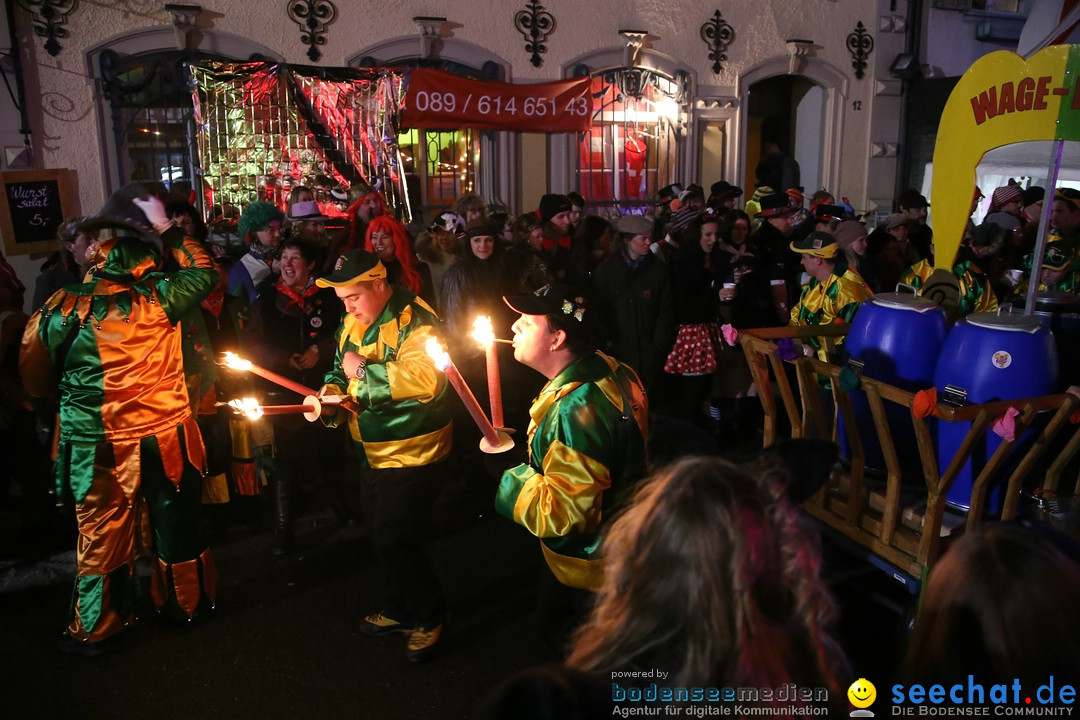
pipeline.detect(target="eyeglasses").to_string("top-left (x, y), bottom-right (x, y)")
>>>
top-left (1044, 248), bottom-right (1069, 266)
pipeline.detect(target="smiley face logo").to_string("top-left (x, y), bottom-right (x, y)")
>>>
top-left (848, 678), bottom-right (877, 709)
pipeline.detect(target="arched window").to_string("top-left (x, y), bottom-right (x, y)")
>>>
top-left (573, 64), bottom-right (689, 214)
top-left (350, 38), bottom-right (511, 222)
top-left (556, 47), bottom-right (695, 216)
top-left (87, 29), bottom-right (279, 203)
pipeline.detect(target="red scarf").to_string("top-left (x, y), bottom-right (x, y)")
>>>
top-left (541, 233), bottom-right (571, 252)
top-left (276, 277), bottom-right (319, 311)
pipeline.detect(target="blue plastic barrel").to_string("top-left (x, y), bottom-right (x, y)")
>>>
top-left (840, 293), bottom-right (947, 472)
top-left (934, 313), bottom-right (1058, 513)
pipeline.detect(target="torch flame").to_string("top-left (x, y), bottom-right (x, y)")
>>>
top-left (227, 397), bottom-right (264, 419)
top-left (471, 315), bottom-right (495, 348)
top-left (220, 351), bottom-right (253, 372)
top-left (425, 337), bottom-right (451, 372)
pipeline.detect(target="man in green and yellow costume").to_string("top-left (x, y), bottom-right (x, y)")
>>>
top-left (20, 186), bottom-right (219, 654)
top-left (496, 283), bottom-right (648, 642)
top-left (317, 249), bottom-right (452, 663)
top-left (789, 231), bottom-right (873, 360)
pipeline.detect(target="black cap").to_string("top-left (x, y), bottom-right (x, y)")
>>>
top-left (898, 188), bottom-right (929, 209)
top-left (708, 180), bottom-right (743, 204)
top-left (1023, 186), bottom-right (1045, 207)
top-left (505, 281), bottom-right (599, 340)
top-left (757, 193), bottom-right (794, 218)
top-left (813, 204), bottom-right (847, 222)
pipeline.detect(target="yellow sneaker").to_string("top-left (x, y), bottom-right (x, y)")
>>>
top-left (405, 623), bottom-right (444, 663)
top-left (359, 611), bottom-right (413, 637)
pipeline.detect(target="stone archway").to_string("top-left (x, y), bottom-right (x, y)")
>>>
top-left (736, 56), bottom-right (849, 197)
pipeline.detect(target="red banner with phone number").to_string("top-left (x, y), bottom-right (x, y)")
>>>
top-left (400, 68), bottom-right (593, 132)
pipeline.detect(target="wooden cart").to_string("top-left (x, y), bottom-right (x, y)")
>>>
top-left (740, 324), bottom-right (1080, 588)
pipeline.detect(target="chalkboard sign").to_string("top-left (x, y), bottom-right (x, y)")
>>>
top-left (0, 169), bottom-right (79, 256)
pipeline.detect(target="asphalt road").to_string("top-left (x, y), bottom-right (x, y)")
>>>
top-left (1, 459), bottom-right (912, 720)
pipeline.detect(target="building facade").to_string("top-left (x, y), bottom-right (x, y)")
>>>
top-left (1, 0), bottom-right (1035, 304)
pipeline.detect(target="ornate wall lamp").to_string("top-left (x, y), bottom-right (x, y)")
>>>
top-left (287, 0), bottom-right (337, 62)
top-left (847, 21), bottom-right (874, 79)
top-left (513, 0), bottom-right (555, 68)
top-left (700, 10), bottom-right (734, 75)
top-left (15, 0), bottom-right (78, 57)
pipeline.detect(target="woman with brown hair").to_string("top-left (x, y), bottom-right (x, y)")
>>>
top-left (567, 456), bottom-right (847, 696)
top-left (900, 521), bottom-right (1080, 688)
top-left (474, 455), bottom-right (850, 719)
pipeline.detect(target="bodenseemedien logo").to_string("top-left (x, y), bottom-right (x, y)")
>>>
top-left (849, 678), bottom-right (877, 717)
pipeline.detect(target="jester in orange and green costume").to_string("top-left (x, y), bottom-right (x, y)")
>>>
top-left (20, 217), bottom-right (219, 647)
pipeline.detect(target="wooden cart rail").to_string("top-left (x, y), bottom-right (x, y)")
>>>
top-left (740, 326), bottom-right (1080, 580)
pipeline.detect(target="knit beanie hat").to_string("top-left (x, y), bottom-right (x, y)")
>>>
top-left (670, 206), bottom-right (701, 232)
top-left (989, 185), bottom-right (1023, 212)
top-left (539, 194), bottom-right (572, 224)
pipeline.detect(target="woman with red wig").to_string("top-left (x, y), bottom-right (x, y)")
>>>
top-left (324, 187), bottom-right (386, 274)
top-left (364, 215), bottom-right (434, 308)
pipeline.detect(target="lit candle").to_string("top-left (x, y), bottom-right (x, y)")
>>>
top-left (226, 395), bottom-right (323, 422)
top-left (471, 315), bottom-right (504, 429)
top-left (218, 351), bottom-right (317, 398)
top-left (426, 337), bottom-right (513, 453)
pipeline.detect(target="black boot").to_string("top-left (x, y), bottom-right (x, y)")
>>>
top-left (271, 479), bottom-right (293, 556)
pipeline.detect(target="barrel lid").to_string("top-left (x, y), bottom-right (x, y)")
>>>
top-left (965, 312), bottom-right (1042, 333)
top-left (869, 292), bottom-right (942, 313)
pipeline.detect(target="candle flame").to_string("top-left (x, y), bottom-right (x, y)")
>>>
top-left (220, 351), bottom-right (253, 372)
top-left (425, 337), bottom-right (451, 371)
top-left (471, 315), bottom-right (495, 348)
top-left (228, 397), bottom-right (264, 419)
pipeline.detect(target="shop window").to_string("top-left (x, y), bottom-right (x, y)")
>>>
top-left (358, 56), bottom-right (498, 222)
top-left (574, 66), bottom-right (688, 214)
top-left (99, 49), bottom-right (239, 200)
top-left (397, 127), bottom-right (479, 219)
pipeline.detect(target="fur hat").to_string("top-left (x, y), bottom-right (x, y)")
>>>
top-left (238, 201), bottom-right (285, 241)
top-left (464, 217), bottom-right (500, 240)
top-left (431, 211), bottom-right (466, 237)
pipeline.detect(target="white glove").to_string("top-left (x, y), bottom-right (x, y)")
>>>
top-left (132, 195), bottom-right (174, 235)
